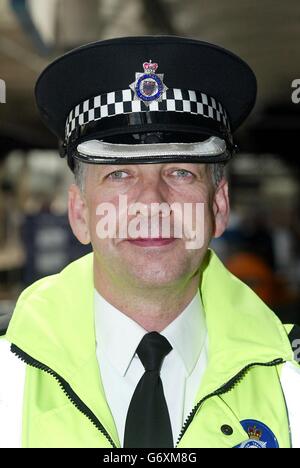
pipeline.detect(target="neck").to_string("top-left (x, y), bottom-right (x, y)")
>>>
top-left (93, 263), bottom-right (201, 332)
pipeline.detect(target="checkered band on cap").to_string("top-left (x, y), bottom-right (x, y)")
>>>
top-left (65, 88), bottom-right (230, 141)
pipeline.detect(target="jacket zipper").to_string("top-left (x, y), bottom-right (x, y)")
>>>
top-left (175, 358), bottom-right (285, 447)
top-left (11, 344), bottom-right (117, 448)
top-left (11, 344), bottom-right (284, 449)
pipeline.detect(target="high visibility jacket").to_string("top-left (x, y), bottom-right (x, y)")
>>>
top-left (1, 249), bottom-right (300, 448)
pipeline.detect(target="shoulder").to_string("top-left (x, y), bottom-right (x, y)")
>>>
top-left (14, 252), bottom-right (93, 306)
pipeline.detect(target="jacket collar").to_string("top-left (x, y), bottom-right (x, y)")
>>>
top-left (195, 250), bottom-right (293, 402)
top-left (6, 249), bottom-right (293, 444)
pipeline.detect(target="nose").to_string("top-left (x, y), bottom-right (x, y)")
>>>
top-left (135, 168), bottom-right (169, 206)
top-left (127, 167), bottom-right (175, 239)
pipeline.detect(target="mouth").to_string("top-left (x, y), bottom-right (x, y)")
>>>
top-left (126, 237), bottom-right (177, 247)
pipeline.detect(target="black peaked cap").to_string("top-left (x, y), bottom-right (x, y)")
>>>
top-left (35, 35), bottom-right (257, 141)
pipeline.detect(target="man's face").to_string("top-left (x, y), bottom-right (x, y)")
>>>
top-left (68, 163), bottom-right (229, 290)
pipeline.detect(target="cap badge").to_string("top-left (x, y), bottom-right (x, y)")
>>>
top-left (130, 60), bottom-right (168, 104)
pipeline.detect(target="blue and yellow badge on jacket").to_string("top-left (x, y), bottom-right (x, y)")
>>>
top-left (235, 420), bottom-right (279, 448)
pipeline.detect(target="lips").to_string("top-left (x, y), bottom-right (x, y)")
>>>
top-left (126, 237), bottom-right (176, 247)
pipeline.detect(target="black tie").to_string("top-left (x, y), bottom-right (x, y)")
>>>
top-left (123, 332), bottom-right (174, 448)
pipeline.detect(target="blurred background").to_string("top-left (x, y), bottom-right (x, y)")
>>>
top-left (1, 0), bottom-right (300, 327)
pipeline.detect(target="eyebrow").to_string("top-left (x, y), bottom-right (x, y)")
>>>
top-left (95, 162), bottom-right (207, 176)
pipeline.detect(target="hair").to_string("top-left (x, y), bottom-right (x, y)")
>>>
top-left (73, 158), bottom-right (226, 192)
top-left (208, 162), bottom-right (226, 188)
top-left (73, 158), bottom-right (87, 192)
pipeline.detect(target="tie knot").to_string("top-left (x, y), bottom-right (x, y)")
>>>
top-left (136, 332), bottom-right (172, 372)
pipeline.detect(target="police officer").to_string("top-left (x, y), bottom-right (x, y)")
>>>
top-left (1, 36), bottom-right (300, 448)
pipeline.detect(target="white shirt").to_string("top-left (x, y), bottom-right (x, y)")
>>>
top-left (94, 289), bottom-right (208, 447)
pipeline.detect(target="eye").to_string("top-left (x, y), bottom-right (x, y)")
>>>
top-left (170, 169), bottom-right (194, 178)
top-left (107, 170), bottom-right (130, 180)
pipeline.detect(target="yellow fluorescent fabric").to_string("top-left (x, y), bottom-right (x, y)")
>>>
top-left (5, 249), bottom-right (296, 447)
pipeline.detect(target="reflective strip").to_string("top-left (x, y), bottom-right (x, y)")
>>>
top-left (77, 136), bottom-right (227, 160)
top-left (0, 340), bottom-right (25, 448)
top-left (280, 361), bottom-right (300, 448)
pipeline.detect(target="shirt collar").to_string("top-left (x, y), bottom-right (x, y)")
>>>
top-left (94, 289), bottom-right (206, 377)
top-left (162, 292), bottom-right (206, 375)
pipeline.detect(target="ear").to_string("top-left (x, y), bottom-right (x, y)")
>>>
top-left (68, 184), bottom-right (91, 245)
top-left (212, 178), bottom-right (230, 238)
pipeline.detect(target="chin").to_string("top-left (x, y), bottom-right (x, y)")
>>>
top-left (130, 274), bottom-right (179, 288)
top-left (127, 261), bottom-right (189, 287)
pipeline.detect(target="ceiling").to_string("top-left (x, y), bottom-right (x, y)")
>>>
top-left (1, 0), bottom-right (300, 154)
